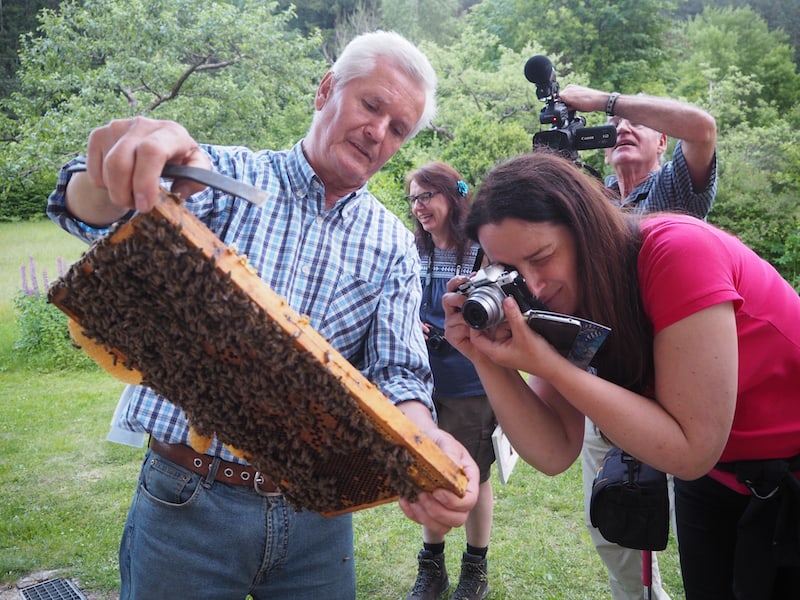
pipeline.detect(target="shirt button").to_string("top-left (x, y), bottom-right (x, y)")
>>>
top-left (316, 216), bottom-right (324, 224)
top-left (302, 265), bottom-right (310, 275)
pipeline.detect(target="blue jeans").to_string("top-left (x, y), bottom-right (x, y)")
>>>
top-left (119, 450), bottom-right (355, 599)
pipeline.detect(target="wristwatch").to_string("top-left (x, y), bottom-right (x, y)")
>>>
top-left (606, 92), bottom-right (621, 116)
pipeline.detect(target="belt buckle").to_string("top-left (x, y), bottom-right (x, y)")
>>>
top-left (253, 471), bottom-right (281, 497)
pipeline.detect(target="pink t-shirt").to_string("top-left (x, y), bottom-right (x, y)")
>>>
top-left (638, 215), bottom-right (800, 490)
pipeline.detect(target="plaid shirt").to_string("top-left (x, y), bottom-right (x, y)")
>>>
top-left (47, 141), bottom-right (434, 463)
top-left (605, 141), bottom-right (718, 219)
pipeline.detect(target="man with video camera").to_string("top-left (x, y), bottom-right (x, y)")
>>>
top-left (560, 85), bottom-right (717, 216)
top-left (558, 83), bottom-right (718, 600)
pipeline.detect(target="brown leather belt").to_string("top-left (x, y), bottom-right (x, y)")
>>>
top-left (149, 438), bottom-right (280, 494)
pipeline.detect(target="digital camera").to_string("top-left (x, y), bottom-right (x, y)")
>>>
top-left (457, 264), bottom-right (547, 330)
top-left (424, 323), bottom-right (451, 355)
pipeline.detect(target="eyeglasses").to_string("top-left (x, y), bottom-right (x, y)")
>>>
top-left (405, 191), bottom-right (439, 207)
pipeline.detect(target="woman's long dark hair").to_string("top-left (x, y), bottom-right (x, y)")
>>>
top-left (406, 162), bottom-right (472, 264)
top-left (465, 151), bottom-right (654, 393)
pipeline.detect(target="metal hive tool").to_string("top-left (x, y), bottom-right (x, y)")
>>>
top-left (48, 188), bottom-right (468, 516)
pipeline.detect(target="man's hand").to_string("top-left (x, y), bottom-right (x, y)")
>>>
top-left (558, 84), bottom-right (608, 114)
top-left (67, 117), bottom-right (212, 223)
top-left (559, 85), bottom-right (716, 165)
top-left (396, 400), bottom-right (479, 535)
top-left (397, 427), bottom-right (480, 535)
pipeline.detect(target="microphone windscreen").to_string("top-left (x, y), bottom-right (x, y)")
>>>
top-left (524, 55), bottom-right (554, 85)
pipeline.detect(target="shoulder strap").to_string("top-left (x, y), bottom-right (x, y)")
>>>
top-left (470, 248), bottom-right (484, 274)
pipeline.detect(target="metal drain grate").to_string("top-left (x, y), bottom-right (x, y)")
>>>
top-left (19, 578), bottom-right (86, 600)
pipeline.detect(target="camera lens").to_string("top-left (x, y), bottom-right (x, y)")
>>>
top-left (462, 286), bottom-right (506, 329)
top-left (426, 332), bottom-right (451, 355)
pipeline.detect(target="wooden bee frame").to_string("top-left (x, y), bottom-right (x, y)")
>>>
top-left (48, 189), bottom-right (467, 516)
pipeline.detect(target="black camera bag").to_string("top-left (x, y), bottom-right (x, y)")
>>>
top-left (590, 447), bottom-right (669, 551)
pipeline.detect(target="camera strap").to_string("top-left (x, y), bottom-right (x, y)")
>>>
top-left (421, 249), bottom-right (463, 322)
top-left (421, 253), bottom-right (434, 319)
top-left (471, 248), bottom-right (484, 274)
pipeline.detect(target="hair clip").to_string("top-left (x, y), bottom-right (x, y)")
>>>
top-left (457, 180), bottom-right (469, 196)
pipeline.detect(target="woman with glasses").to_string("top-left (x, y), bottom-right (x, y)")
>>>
top-left (404, 162), bottom-right (492, 600)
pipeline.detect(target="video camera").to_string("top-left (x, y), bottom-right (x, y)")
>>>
top-left (525, 55), bottom-right (616, 162)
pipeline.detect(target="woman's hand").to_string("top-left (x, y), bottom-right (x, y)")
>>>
top-left (441, 276), bottom-right (490, 365)
top-left (458, 294), bottom-right (566, 377)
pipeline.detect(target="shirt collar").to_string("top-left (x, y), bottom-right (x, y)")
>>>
top-left (606, 169), bottom-right (659, 204)
top-left (289, 140), bottom-right (367, 216)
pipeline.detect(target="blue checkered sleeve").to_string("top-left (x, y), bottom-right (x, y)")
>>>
top-left (46, 141), bottom-right (434, 462)
top-left (632, 141), bottom-right (718, 219)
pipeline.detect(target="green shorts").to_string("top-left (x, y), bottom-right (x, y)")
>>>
top-left (434, 394), bottom-right (496, 483)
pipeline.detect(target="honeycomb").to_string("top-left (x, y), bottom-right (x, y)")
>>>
top-left (48, 189), bottom-right (468, 515)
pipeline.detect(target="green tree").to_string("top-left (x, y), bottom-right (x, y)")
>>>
top-left (678, 0), bottom-right (800, 63)
top-left (672, 6), bottom-right (800, 122)
top-left (373, 25), bottom-right (607, 208)
top-left (274, 0), bottom-right (477, 54)
top-left (0, 0), bottom-right (61, 98)
top-left (422, 29), bottom-right (551, 181)
top-left (466, 0), bottom-right (678, 91)
top-left (708, 123), bottom-right (800, 287)
top-left (0, 0), bottom-right (323, 219)
top-left (275, 0), bottom-right (380, 60)
top-left (380, 0), bottom-right (463, 45)
top-left (667, 5), bottom-right (800, 291)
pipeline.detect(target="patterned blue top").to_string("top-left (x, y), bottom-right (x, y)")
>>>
top-left (47, 141), bottom-right (434, 463)
top-left (604, 141), bottom-right (718, 219)
top-left (419, 245), bottom-right (485, 399)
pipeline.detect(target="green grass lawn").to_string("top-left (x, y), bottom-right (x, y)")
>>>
top-left (0, 220), bottom-right (686, 598)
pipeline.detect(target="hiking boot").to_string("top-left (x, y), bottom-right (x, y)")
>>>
top-left (451, 552), bottom-right (489, 600)
top-left (405, 549), bottom-right (449, 600)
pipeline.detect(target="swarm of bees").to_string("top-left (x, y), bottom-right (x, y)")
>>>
top-left (48, 189), bottom-right (467, 515)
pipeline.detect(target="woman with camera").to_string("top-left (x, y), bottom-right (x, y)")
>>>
top-left (404, 162), bottom-right (493, 600)
top-left (441, 150), bottom-right (800, 599)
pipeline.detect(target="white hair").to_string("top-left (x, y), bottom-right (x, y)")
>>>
top-left (325, 30), bottom-right (437, 138)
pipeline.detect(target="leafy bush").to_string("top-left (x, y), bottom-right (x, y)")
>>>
top-left (776, 226), bottom-right (800, 292)
top-left (0, 167), bottom-right (56, 221)
top-left (13, 256), bottom-right (96, 371)
top-left (12, 292), bottom-right (96, 371)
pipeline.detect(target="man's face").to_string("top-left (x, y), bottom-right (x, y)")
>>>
top-left (604, 117), bottom-right (667, 173)
top-left (305, 57), bottom-right (425, 196)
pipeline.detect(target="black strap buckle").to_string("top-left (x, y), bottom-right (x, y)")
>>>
top-left (744, 479), bottom-right (782, 500)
